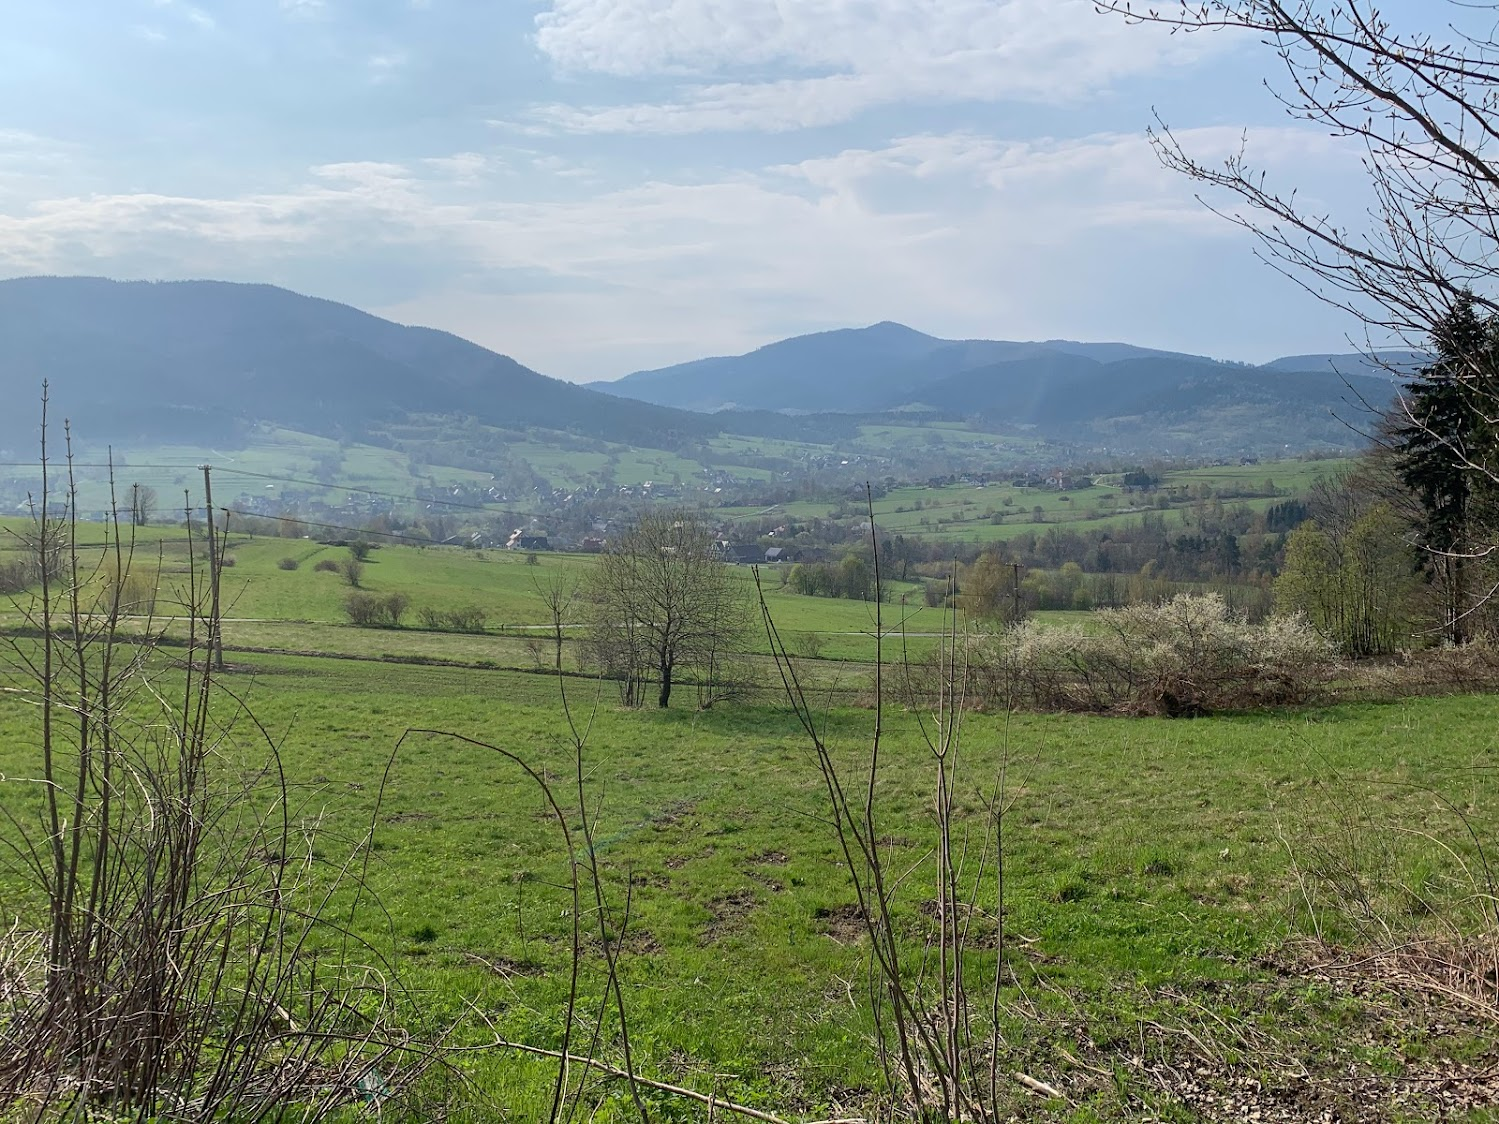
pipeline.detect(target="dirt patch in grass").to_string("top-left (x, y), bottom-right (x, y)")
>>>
top-left (651, 800), bottom-right (697, 829)
top-left (665, 845), bottom-right (714, 870)
top-left (385, 811), bottom-right (434, 824)
top-left (462, 952), bottom-right (544, 979)
top-left (746, 868), bottom-right (785, 893)
top-left (748, 849), bottom-right (789, 865)
top-left (701, 889), bottom-right (760, 944)
top-left (814, 904), bottom-right (866, 945)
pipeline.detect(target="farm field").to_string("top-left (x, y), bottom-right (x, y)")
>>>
top-left (1, 415), bottom-right (1108, 522)
top-left (1, 500), bottom-right (1497, 1120)
top-left (1, 643), bottom-right (1495, 1120)
top-left (719, 458), bottom-right (1351, 544)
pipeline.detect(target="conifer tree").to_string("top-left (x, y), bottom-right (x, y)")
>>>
top-left (1393, 294), bottom-right (1499, 643)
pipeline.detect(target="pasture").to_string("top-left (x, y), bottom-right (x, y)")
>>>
top-left (1, 510), bottom-right (1497, 1120)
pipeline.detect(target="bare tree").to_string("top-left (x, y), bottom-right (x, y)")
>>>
top-left (1101, 1), bottom-right (1499, 349)
top-left (584, 512), bottom-right (749, 708)
top-left (531, 566), bottom-right (578, 671)
top-left (128, 482), bottom-right (156, 527)
top-left (1101, 0), bottom-right (1499, 619)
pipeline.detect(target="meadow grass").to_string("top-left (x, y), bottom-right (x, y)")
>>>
top-left (2, 632), bottom-right (1495, 1119)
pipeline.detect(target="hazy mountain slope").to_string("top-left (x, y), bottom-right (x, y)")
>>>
top-left (1263, 350), bottom-right (1427, 379)
top-left (1034, 340), bottom-right (1216, 366)
top-left (0, 277), bottom-right (713, 447)
top-left (904, 351), bottom-right (1391, 450)
top-left (603, 320), bottom-right (1373, 416)
top-left (603, 321), bottom-right (946, 412)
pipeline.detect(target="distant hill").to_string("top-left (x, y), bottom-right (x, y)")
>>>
top-left (0, 277), bottom-right (715, 448)
top-left (604, 321), bottom-right (945, 413)
top-left (904, 352), bottom-right (1386, 448)
top-left (0, 280), bottom-right (1398, 463)
top-left (598, 321), bottom-right (1397, 449)
top-left (1262, 351), bottom-right (1428, 379)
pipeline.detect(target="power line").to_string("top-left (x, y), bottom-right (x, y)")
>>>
top-left (0, 462), bottom-right (221, 470)
top-left (219, 509), bottom-right (479, 548)
top-left (214, 467), bottom-right (509, 514)
top-left (0, 462), bottom-right (527, 518)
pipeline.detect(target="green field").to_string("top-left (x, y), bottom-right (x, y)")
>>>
top-left (2, 502), bottom-right (1497, 1121)
top-left (722, 458), bottom-right (1350, 544)
top-left (2, 632), bottom-right (1495, 1120)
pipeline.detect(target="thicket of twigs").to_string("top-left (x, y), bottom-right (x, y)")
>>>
top-left (0, 397), bottom-right (436, 1123)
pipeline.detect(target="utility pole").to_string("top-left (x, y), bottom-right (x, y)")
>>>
top-left (201, 465), bottom-right (224, 671)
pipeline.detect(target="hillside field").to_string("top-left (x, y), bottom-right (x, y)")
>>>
top-left (0, 503), bottom-right (1497, 1120)
top-left (0, 646), bottom-right (1494, 1120)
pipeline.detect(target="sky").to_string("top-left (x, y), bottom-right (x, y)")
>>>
top-left (0, 1), bottom-right (1405, 382)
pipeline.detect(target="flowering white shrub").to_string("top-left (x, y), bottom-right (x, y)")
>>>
top-left (967, 594), bottom-right (1336, 715)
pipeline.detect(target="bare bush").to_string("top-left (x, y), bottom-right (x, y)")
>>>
top-left (312, 558), bottom-right (340, 573)
top-left (419, 605), bottom-right (488, 633)
top-left (345, 590), bottom-right (410, 628)
top-left (277, 557), bottom-right (299, 571)
top-left (759, 506), bottom-right (1031, 1121)
top-left (0, 396), bottom-right (434, 1121)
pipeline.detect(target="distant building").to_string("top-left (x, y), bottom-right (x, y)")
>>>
top-left (721, 543), bottom-right (765, 565)
top-left (507, 527), bottom-right (551, 551)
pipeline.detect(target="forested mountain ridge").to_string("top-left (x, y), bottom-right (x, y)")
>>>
top-left (0, 276), bottom-right (715, 448)
top-left (0, 277), bottom-right (1400, 460)
top-left (601, 320), bottom-right (1406, 432)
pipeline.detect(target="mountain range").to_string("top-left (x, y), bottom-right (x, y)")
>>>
top-left (598, 321), bottom-right (1412, 425)
top-left (0, 276), bottom-right (712, 449)
top-left (0, 276), bottom-right (1408, 459)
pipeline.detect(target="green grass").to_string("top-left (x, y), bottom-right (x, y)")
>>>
top-left (716, 457), bottom-right (1351, 544)
top-left (2, 499), bottom-right (1496, 1120)
top-left (2, 648), bottom-right (1494, 1119)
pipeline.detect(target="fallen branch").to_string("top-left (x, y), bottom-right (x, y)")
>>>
top-left (1012, 1071), bottom-right (1065, 1101)
top-left (489, 1038), bottom-right (867, 1124)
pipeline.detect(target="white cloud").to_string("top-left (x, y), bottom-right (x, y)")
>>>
top-left (145, 0), bottom-right (216, 32)
top-left (528, 0), bottom-right (1228, 133)
top-left (422, 152), bottom-right (489, 182)
top-left (367, 52), bottom-right (408, 82)
top-left (0, 126), bottom-right (1360, 375)
top-left (280, 0), bottom-right (328, 19)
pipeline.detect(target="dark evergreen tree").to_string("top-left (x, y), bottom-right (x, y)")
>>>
top-left (1393, 293), bottom-right (1498, 642)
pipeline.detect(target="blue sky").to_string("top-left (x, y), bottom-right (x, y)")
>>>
top-left (0, 1), bottom-right (1396, 381)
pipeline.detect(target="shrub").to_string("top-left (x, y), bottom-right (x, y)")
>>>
top-left (417, 605), bottom-right (488, 633)
top-left (345, 591), bottom-right (410, 628)
top-left (313, 558), bottom-right (340, 573)
top-left (961, 593), bottom-right (1335, 715)
top-left (218, 554), bottom-right (236, 568)
top-left (348, 540), bottom-right (373, 562)
top-left (340, 558), bottom-right (364, 587)
top-left (0, 559), bottom-right (31, 595)
top-left (446, 605), bottom-right (487, 632)
top-left (791, 631), bottom-right (825, 659)
top-left (277, 557), bottom-right (299, 571)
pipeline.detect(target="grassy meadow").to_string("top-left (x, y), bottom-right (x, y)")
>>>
top-left (3, 501), bottom-right (1498, 1121)
top-left (718, 458), bottom-right (1351, 545)
top-left (2, 642), bottom-right (1495, 1120)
